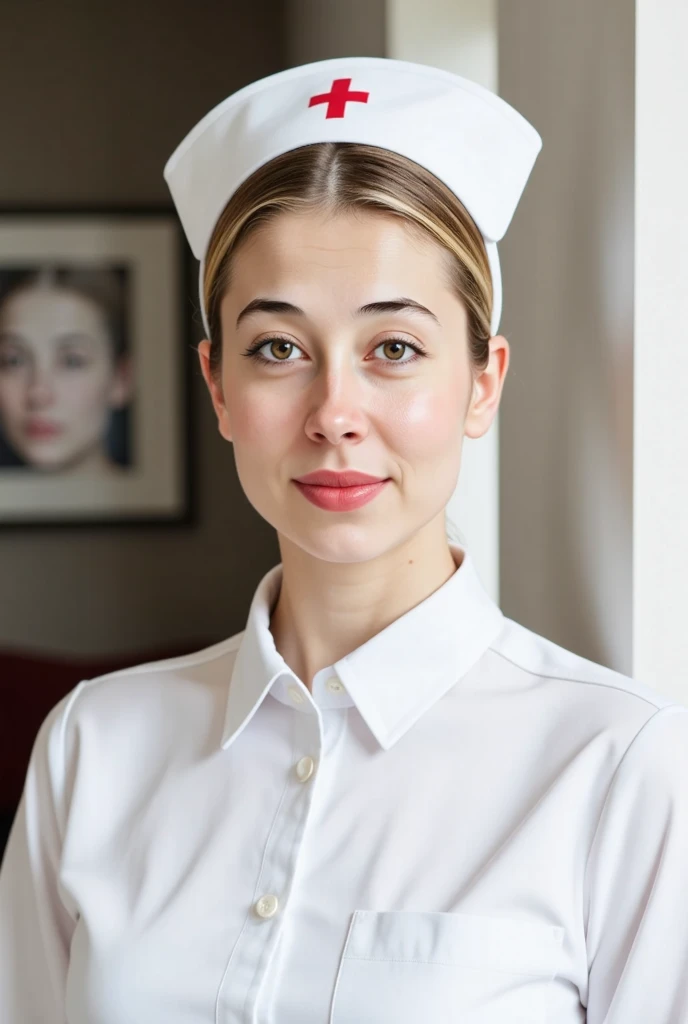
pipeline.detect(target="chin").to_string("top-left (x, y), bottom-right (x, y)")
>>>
top-left (279, 523), bottom-right (404, 564)
top-left (21, 446), bottom-right (77, 471)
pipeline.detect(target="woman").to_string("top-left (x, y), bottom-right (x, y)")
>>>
top-left (1, 57), bottom-right (687, 1023)
top-left (0, 266), bottom-right (133, 473)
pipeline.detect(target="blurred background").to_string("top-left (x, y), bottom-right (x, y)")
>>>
top-left (1, 0), bottom-right (686, 858)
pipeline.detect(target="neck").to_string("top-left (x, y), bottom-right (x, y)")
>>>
top-left (269, 518), bottom-right (460, 691)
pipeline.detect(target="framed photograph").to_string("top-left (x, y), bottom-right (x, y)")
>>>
top-left (0, 206), bottom-right (193, 527)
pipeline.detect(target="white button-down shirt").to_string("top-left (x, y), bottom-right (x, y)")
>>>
top-left (2, 542), bottom-right (688, 1023)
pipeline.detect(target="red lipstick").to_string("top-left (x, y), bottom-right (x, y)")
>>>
top-left (25, 420), bottom-right (62, 439)
top-left (293, 469), bottom-right (391, 512)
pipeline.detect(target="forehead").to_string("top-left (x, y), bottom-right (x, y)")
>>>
top-left (228, 208), bottom-right (451, 291)
top-left (2, 286), bottom-right (97, 323)
top-left (0, 287), bottom-right (108, 349)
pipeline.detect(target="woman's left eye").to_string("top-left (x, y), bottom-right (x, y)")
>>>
top-left (62, 354), bottom-right (89, 369)
top-left (242, 336), bottom-right (427, 367)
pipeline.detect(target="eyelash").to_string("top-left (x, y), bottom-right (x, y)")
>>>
top-left (241, 335), bottom-right (428, 368)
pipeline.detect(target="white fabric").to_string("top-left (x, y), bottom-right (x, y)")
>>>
top-left (162, 57), bottom-right (543, 339)
top-left (1, 542), bottom-right (687, 1023)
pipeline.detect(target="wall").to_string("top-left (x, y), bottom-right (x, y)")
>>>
top-left (284, 0), bottom-right (385, 64)
top-left (497, 0), bottom-right (635, 674)
top-left (0, 0), bottom-right (285, 656)
top-left (632, 0), bottom-right (688, 699)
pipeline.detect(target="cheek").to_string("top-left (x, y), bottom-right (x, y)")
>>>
top-left (0, 377), bottom-right (24, 417)
top-left (389, 387), bottom-right (464, 457)
top-left (62, 368), bottom-right (112, 416)
top-left (225, 383), bottom-right (292, 447)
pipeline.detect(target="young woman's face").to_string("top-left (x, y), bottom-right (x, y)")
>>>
top-left (200, 208), bottom-right (507, 563)
top-left (0, 284), bottom-right (130, 470)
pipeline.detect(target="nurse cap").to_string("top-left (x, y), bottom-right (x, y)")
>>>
top-left (163, 56), bottom-right (542, 339)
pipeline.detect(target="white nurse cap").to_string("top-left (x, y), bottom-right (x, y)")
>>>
top-left (163, 56), bottom-right (542, 339)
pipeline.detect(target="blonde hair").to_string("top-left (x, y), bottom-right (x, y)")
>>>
top-left (201, 142), bottom-right (495, 547)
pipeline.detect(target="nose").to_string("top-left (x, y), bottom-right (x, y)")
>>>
top-left (303, 372), bottom-right (371, 446)
top-left (26, 365), bottom-right (56, 408)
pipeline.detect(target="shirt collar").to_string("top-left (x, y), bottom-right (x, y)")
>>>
top-left (220, 542), bottom-right (505, 752)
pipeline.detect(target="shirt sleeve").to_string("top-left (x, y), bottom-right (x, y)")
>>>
top-left (583, 702), bottom-right (688, 1023)
top-left (0, 682), bottom-right (85, 1022)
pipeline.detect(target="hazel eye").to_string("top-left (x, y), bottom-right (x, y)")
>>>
top-left (379, 339), bottom-right (411, 361)
top-left (260, 338), bottom-right (296, 361)
top-left (243, 335), bottom-right (428, 367)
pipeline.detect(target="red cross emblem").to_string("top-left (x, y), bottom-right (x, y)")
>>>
top-left (308, 78), bottom-right (370, 119)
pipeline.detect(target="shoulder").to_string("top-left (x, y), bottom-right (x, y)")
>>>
top-left (36, 631), bottom-right (246, 756)
top-left (485, 615), bottom-right (684, 751)
top-left (17, 634), bottom-right (248, 860)
top-left (489, 615), bottom-right (677, 710)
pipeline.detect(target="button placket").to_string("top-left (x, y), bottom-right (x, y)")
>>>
top-left (225, 706), bottom-right (324, 1019)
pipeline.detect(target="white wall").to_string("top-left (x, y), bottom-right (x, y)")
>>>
top-left (633, 0), bottom-right (688, 698)
top-left (387, 0), bottom-right (496, 84)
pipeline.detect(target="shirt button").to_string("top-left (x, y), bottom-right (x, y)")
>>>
top-left (295, 756), bottom-right (316, 782)
top-left (288, 685), bottom-right (305, 705)
top-left (254, 894), bottom-right (279, 918)
top-left (326, 676), bottom-right (344, 694)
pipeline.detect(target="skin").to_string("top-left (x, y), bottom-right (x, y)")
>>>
top-left (198, 208), bottom-right (509, 691)
top-left (0, 284), bottom-right (132, 473)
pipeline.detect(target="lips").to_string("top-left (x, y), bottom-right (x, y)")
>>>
top-left (294, 469), bottom-right (389, 487)
top-left (25, 421), bottom-right (62, 438)
top-left (294, 478), bottom-right (390, 511)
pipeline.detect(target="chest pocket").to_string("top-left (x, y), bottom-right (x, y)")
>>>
top-left (329, 910), bottom-right (565, 1024)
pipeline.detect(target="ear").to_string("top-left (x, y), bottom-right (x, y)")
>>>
top-left (463, 335), bottom-right (510, 439)
top-left (197, 340), bottom-right (233, 442)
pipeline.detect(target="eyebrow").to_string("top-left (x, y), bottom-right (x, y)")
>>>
top-left (235, 297), bottom-right (441, 328)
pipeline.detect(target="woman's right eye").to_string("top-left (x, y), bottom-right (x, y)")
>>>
top-left (242, 337), bottom-right (298, 364)
top-left (0, 351), bottom-right (23, 369)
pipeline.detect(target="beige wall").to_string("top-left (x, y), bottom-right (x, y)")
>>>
top-left (0, 0), bottom-right (286, 656)
top-left (497, 0), bottom-right (635, 674)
